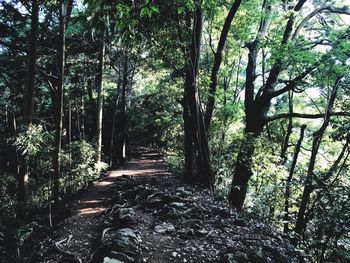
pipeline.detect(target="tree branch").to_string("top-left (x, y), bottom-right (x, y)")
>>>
top-left (262, 0), bottom-right (308, 95)
top-left (204, 0), bottom-right (242, 130)
top-left (265, 111), bottom-right (350, 123)
top-left (292, 5), bottom-right (350, 40)
top-left (270, 65), bottom-right (316, 98)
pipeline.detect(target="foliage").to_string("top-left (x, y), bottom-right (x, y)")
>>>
top-left (1, 0), bottom-right (350, 261)
top-left (61, 140), bottom-right (99, 195)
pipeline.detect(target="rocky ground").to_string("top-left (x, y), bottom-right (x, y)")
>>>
top-left (28, 148), bottom-right (304, 263)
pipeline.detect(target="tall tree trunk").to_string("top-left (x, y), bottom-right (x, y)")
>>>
top-left (76, 99), bottom-right (81, 140)
top-left (116, 50), bottom-right (128, 164)
top-left (68, 100), bottom-right (72, 145)
top-left (53, 1), bottom-right (67, 204)
top-left (204, 0), bottom-right (242, 130)
top-left (81, 92), bottom-right (86, 140)
top-left (95, 28), bottom-right (106, 163)
top-left (110, 61), bottom-right (123, 166)
top-left (7, 99), bottom-right (19, 174)
top-left (281, 91), bottom-right (294, 163)
top-left (110, 99), bottom-right (119, 166)
top-left (184, 2), bottom-right (213, 189)
top-left (17, 0), bottom-right (38, 224)
top-left (183, 101), bottom-right (194, 182)
top-left (293, 77), bottom-right (341, 245)
top-left (228, 0), bottom-right (307, 209)
top-left (12, 106), bottom-right (20, 176)
top-left (283, 124), bottom-right (306, 233)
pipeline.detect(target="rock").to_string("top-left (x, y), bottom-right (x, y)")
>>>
top-left (222, 252), bottom-right (250, 263)
top-left (114, 228), bottom-right (141, 251)
top-left (113, 208), bottom-right (136, 227)
top-left (117, 208), bottom-right (136, 220)
top-left (171, 251), bottom-right (179, 257)
top-left (103, 257), bottom-right (124, 263)
top-left (110, 251), bottom-right (135, 262)
top-left (170, 202), bottom-right (187, 209)
top-left (234, 251), bottom-right (250, 262)
top-left (103, 228), bottom-right (141, 257)
top-left (247, 246), bottom-right (265, 263)
top-left (154, 223), bottom-right (175, 234)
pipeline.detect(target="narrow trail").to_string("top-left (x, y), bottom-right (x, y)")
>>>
top-left (42, 148), bottom-right (169, 262)
top-left (36, 148), bottom-right (303, 263)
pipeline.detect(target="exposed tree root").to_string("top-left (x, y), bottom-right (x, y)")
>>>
top-left (54, 236), bottom-right (82, 263)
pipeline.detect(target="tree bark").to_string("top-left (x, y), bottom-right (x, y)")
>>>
top-left (280, 91), bottom-right (294, 163)
top-left (75, 99), bottom-right (81, 140)
top-left (115, 50), bottom-right (128, 164)
top-left (228, 0), bottom-right (308, 209)
top-left (95, 27), bottom-right (106, 163)
top-left (110, 99), bottom-right (119, 166)
top-left (204, 0), bottom-right (242, 130)
top-left (183, 100), bottom-right (194, 182)
top-left (53, 1), bottom-right (68, 204)
top-left (17, 0), bottom-right (38, 224)
top-left (283, 124), bottom-right (306, 233)
top-left (184, 2), bottom-right (213, 189)
top-left (293, 77), bottom-right (342, 245)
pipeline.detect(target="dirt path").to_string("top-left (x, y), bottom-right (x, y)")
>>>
top-left (41, 148), bottom-right (169, 262)
top-left (36, 148), bottom-right (303, 263)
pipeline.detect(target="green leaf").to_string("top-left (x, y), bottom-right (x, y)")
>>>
top-left (150, 5), bottom-right (160, 13)
top-left (140, 7), bottom-right (149, 17)
top-left (177, 7), bottom-right (185, 14)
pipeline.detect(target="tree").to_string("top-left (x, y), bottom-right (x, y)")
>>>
top-left (283, 124), bottom-right (306, 233)
top-left (183, 0), bottom-right (214, 188)
top-left (204, 0), bottom-right (242, 130)
top-left (115, 49), bottom-right (128, 164)
top-left (228, 0), bottom-right (350, 208)
top-left (95, 17), bottom-right (105, 164)
top-left (53, 0), bottom-right (73, 204)
top-left (17, 0), bottom-right (39, 224)
top-left (293, 77), bottom-right (345, 244)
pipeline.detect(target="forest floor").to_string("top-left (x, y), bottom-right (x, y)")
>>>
top-left (29, 148), bottom-right (304, 263)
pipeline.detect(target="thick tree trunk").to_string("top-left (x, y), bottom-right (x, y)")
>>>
top-left (95, 28), bottom-right (105, 163)
top-left (116, 51), bottom-right (128, 164)
top-left (17, 0), bottom-right (38, 224)
top-left (228, 132), bottom-right (256, 208)
top-left (183, 3), bottom-right (213, 189)
top-left (228, 0), bottom-right (307, 209)
top-left (228, 38), bottom-right (266, 208)
top-left (110, 61), bottom-right (123, 166)
top-left (53, 1), bottom-right (67, 203)
top-left (283, 124), bottom-right (306, 233)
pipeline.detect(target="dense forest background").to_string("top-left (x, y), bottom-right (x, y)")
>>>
top-left (0, 0), bottom-right (350, 262)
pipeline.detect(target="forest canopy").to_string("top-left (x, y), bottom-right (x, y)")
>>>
top-left (0, 0), bottom-right (350, 262)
